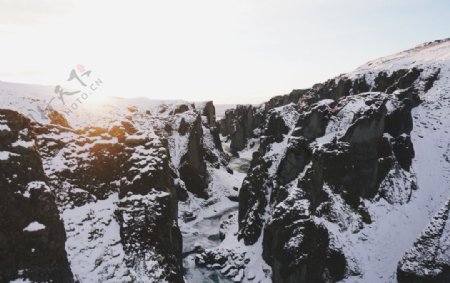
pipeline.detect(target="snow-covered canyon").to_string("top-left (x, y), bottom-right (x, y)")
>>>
top-left (1, 38), bottom-right (450, 283)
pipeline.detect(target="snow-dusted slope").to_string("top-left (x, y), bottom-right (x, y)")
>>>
top-left (349, 38), bottom-right (450, 82)
top-left (0, 79), bottom-right (189, 128)
top-left (214, 38), bottom-right (450, 283)
top-left (341, 38), bottom-right (450, 282)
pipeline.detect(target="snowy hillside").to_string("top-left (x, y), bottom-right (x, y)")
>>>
top-left (214, 38), bottom-right (450, 283)
top-left (344, 38), bottom-right (450, 282)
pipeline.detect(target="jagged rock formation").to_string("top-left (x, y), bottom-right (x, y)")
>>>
top-left (19, 110), bottom-right (185, 282)
top-left (0, 110), bottom-right (73, 283)
top-left (179, 114), bottom-right (209, 198)
top-left (195, 248), bottom-right (248, 281)
top-left (210, 38), bottom-right (450, 283)
top-left (1, 38), bottom-right (450, 283)
top-left (397, 199), bottom-right (450, 283)
top-left (218, 61), bottom-right (440, 156)
top-left (0, 94), bottom-right (228, 282)
top-left (235, 92), bottom-right (416, 282)
top-left (219, 105), bottom-right (264, 153)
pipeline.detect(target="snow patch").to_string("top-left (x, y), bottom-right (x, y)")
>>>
top-left (23, 221), bottom-right (46, 232)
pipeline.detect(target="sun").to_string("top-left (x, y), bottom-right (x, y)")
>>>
top-left (80, 94), bottom-right (111, 111)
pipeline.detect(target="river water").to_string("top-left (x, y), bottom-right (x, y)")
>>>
top-left (182, 152), bottom-right (251, 283)
top-left (182, 209), bottom-right (237, 283)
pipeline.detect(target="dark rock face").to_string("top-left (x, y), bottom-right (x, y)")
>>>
top-left (311, 94), bottom-right (414, 204)
top-left (265, 110), bottom-right (289, 143)
top-left (202, 101), bottom-right (216, 128)
top-left (219, 105), bottom-right (264, 153)
top-left (266, 94), bottom-right (415, 282)
top-left (0, 110), bottom-right (73, 283)
top-left (173, 101), bottom-right (225, 198)
top-left (276, 101), bottom-right (335, 187)
top-left (0, 99), bottom-right (231, 282)
top-left (116, 191), bottom-right (183, 283)
top-left (36, 123), bottom-right (130, 202)
top-left (397, 199), bottom-right (450, 283)
top-left (297, 76), bottom-right (369, 108)
top-left (219, 66), bottom-right (435, 153)
top-left (424, 68), bottom-right (441, 92)
top-left (263, 219), bottom-right (346, 283)
top-left (237, 92), bottom-right (417, 283)
top-left (238, 105), bottom-right (300, 245)
top-left (341, 96), bottom-right (387, 199)
top-left (202, 101), bottom-right (224, 155)
top-left (115, 136), bottom-right (183, 282)
top-left (222, 63), bottom-right (434, 283)
top-left (109, 121), bottom-right (137, 143)
top-left (392, 135), bottom-right (415, 170)
top-left (277, 137), bottom-right (311, 185)
top-left (374, 68), bottom-right (421, 92)
top-left (294, 101), bottom-right (333, 141)
top-left (179, 114), bottom-right (209, 198)
top-left (384, 99), bottom-right (413, 137)
top-left (33, 112), bottom-right (186, 282)
top-left (170, 104), bottom-right (190, 115)
top-left (238, 150), bottom-right (270, 245)
top-left (265, 89), bottom-right (308, 110)
top-left (48, 110), bottom-right (71, 128)
top-left (304, 140), bottom-right (354, 208)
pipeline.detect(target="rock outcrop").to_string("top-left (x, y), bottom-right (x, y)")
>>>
top-left (237, 92), bottom-right (417, 282)
top-left (397, 199), bottom-right (450, 283)
top-left (0, 110), bottom-right (73, 283)
top-left (179, 114), bottom-right (209, 198)
top-left (238, 104), bottom-right (300, 246)
top-left (0, 98), bottom-right (228, 282)
top-left (34, 113), bottom-right (186, 282)
top-left (218, 62), bottom-right (438, 155)
top-left (170, 101), bottom-right (226, 198)
top-left (219, 105), bottom-right (264, 153)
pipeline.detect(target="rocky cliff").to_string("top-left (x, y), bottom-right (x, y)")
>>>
top-left (208, 38), bottom-right (450, 283)
top-left (397, 199), bottom-right (450, 283)
top-left (0, 93), bottom-right (228, 282)
top-left (1, 38), bottom-right (450, 283)
top-left (0, 110), bottom-right (73, 282)
top-left (218, 55), bottom-right (440, 156)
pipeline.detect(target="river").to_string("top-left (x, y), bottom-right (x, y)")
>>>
top-left (182, 149), bottom-right (252, 283)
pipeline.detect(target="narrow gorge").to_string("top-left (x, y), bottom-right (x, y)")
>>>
top-left (1, 39), bottom-right (450, 283)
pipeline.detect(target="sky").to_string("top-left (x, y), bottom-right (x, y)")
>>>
top-left (0, 0), bottom-right (449, 104)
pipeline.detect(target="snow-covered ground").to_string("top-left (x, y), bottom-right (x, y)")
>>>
top-left (337, 39), bottom-right (450, 283)
top-left (63, 194), bottom-right (130, 283)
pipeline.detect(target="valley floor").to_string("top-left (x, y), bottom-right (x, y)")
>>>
top-left (180, 143), bottom-right (251, 283)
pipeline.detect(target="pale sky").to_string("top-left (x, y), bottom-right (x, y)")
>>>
top-left (0, 0), bottom-right (449, 104)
